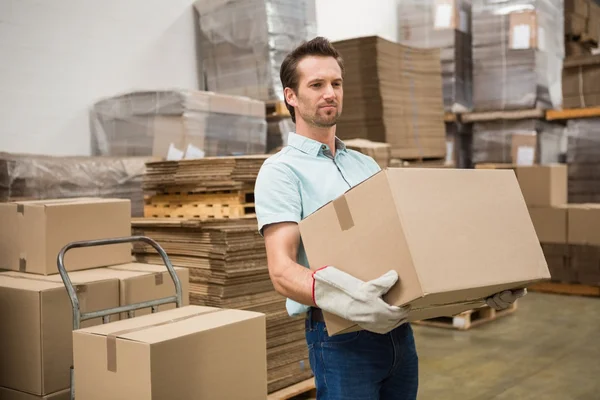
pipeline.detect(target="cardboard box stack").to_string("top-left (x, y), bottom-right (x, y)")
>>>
top-left (0, 153), bottom-right (150, 217)
top-left (397, 0), bottom-right (473, 112)
top-left (90, 90), bottom-right (267, 158)
top-left (332, 36), bottom-right (447, 160)
top-left (344, 139), bottom-right (391, 169)
top-left (472, 0), bottom-right (564, 110)
top-left (298, 168), bottom-right (550, 335)
top-left (564, 0), bottom-right (600, 56)
top-left (134, 156), bottom-right (312, 393)
top-left (565, 118), bottom-right (600, 203)
top-left (194, 0), bottom-right (317, 101)
top-left (562, 54), bottom-right (600, 108)
top-left (472, 119), bottom-right (564, 165)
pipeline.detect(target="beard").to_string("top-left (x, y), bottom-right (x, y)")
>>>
top-left (298, 105), bottom-right (341, 128)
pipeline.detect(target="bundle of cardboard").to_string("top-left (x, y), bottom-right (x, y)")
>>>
top-left (91, 90), bottom-right (267, 158)
top-left (565, 0), bottom-right (600, 56)
top-left (472, 0), bottom-right (564, 110)
top-left (472, 119), bottom-right (564, 165)
top-left (131, 218), bottom-right (311, 393)
top-left (397, 0), bottom-right (473, 112)
top-left (566, 118), bottom-right (600, 203)
top-left (344, 139), bottom-right (391, 169)
top-left (0, 152), bottom-right (150, 217)
top-left (194, 0), bottom-right (317, 101)
top-left (562, 54), bottom-right (600, 108)
top-left (332, 36), bottom-right (447, 160)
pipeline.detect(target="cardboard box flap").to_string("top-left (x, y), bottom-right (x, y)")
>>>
top-left (109, 263), bottom-right (176, 274)
top-left (10, 198), bottom-right (124, 207)
top-left (0, 275), bottom-right (63, 291)
top-left (1, 269), bottom-right (120, 285)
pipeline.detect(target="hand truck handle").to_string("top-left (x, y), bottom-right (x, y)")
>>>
top-left (57, 235), bottom-right (183, 330)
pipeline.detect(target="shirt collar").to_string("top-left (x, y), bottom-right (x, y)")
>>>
top-left (287, 132), bottom-right (347, 157)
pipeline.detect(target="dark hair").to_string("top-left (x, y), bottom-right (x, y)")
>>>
top-left (279, 36), bottom-right (344, 123)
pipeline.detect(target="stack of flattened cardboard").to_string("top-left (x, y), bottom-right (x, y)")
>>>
top-left (566, 119), bottom-right (600, 203)
top-left (344, 139), bottom-right (391, 169)
top-left (194, 0), bottom-right (317, 101)
top-left (0, 152), bottom-right (151, 217)
top-left (472, 119), bottom-right (564, 165)
top-left (91, 90), bottom-right (267, 158)
top-left (397, 0), bottom-right (473, 112)
top-left (0, 198), bottom-right (191, 399)
top-left (472, 0), bottom-right (564, 111)
top-left (562, 54), bottom-right (600, 108)
top-left (565, 0), bottom-right (600, 56)
top-left (332, 36), bottom-right (446, 160)
top-left (131, 218), bottom-right (311, 393)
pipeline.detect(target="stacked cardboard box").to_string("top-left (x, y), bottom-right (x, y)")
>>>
top-left (90, 90), bottom-right (267, 158)
top-left (397, 0), bottom-right (473, 112)
top-left (562, 54), bottom-right (600, 108)
top-left (565, 0), bottom-right (600, 56)
top-left (298, 168), bottom-right (550, 335)
top-left (332, 36), bottom-right (447, 160)
top-left (194, 0), bottom-right (317, 101)
top-left (566, 118), bottom-right (600, 203)
top-left (472, 0), bottom-right (564, 110)
top-left (472, 119), bottom-right (564, 165)
top-left (344, 139), bottom-right (391, 169)
top-left (0, 153), bottom-right (150, 217)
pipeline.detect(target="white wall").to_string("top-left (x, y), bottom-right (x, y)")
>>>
top-left (0, 0), bottom-right (201, 156)
top-left (316, 0), bottom-right (398, 43)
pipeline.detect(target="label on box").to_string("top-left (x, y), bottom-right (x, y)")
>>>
top-left (434, 1), bottom-right (456, 30)
top-left (516, 146), bottom-right (536, 166)
top-left (166, 143), bottom-right (184, 161)
top-left (509, 11), bottom-right (538, 49)
top-left (512, 24), bottom-right (531, 49)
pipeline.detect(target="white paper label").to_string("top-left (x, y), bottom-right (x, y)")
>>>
top-left (516, 146), bottom-right (536, 166)
top-left (512, 24), bottom-right (531, 49)
top-left (183, 143), bottom-right (205, 160)
top-left (435, 4), bottom-right (453, 29)
top-left (538, 26), bottom-right (545, 51)
top-left (166, 143), bottom-right (184, 161)
top-left (459, 10), bottom-right (469, 33)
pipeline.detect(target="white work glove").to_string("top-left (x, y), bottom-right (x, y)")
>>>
top-left (486, 288), bottom-right (527, 311)
top-left (312, 266), bottom-right (409, 334)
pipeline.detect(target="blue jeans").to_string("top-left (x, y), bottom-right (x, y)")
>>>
top-left (305, 317), bottom-right (419, 400)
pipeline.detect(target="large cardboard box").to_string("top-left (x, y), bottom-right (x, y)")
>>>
top-left (515, 165), bottom-right (568, 207)
top-left (0, 198), bottom-right (132, 275)
top-left (0, 387), bottom-right (70, 400)
top-left (0, 271), bottom-right (120, 395)
top-left (528, 207), bottom-right (568, 244)
top-left (299, 168), bottom-right (550, 335)
top-left (106, 263), bottom-right (190, 317)
top-left (567, 204), bottom-right (600, 246)
top-left (72, 305), bottom-right (267, 400)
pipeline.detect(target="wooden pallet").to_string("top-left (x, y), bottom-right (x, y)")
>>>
top-left (144, 189), bottom-right (255, 219)
top-left (413, 302), bottom-right (518, 331)
top-left (528, 281), bottom-right (600, 297)
top-left (268, 378), bottom-right (316, 400)
top-left (266, 101), bottom-right (291, 118)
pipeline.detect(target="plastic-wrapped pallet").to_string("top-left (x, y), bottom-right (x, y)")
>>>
top-left (472, 119), bottom-right (564, 165)
top-left (566, 118), bottom-right (600, 202)
top-left (91, 90), bottom-right (267, 158)
top-left (194, 0), bottom-right (317, 101)
top-left (472, 0), bottom-right (564, 111)
top-left (397, 0), bottom-right (473, 112)
top-left (0, 152), bottom-right (150, 216)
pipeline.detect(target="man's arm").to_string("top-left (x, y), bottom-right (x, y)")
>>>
top-left (263, 222), bottom-right (315, 306)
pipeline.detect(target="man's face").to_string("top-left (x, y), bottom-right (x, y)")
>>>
top-left (286, 56), bottom-right (343, 128)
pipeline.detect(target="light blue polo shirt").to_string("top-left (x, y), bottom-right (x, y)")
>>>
top-left (254, 132), bottom-right (381, 317)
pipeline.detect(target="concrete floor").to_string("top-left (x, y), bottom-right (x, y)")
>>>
top-left (413, 292), bottom-right (600, 400)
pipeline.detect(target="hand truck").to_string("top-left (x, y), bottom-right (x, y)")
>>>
top-left (57, 236), bottom-right (184, 400)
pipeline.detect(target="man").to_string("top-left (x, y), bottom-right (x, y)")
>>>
top-left (254, 36), bottom-right (525, 400)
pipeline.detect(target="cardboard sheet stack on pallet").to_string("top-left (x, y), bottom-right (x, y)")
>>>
top-left (564, 0), bottom-right (600, 56)
top-left (136, 156), bottom-right (313, 394)
top-left (471, 0), bottom-right (564, 111)
top-left (331, 36), bottom-right (447, 160)
top-left (565, 118), bottom-right (600, 202)
top-left (0, 198), bottom-right (196, 400)
top-left (0, 152), bottom-right (151, 217)
top-left (562, 54), bottom-right (600, 108)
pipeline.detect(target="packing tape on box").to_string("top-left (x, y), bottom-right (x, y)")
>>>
top-left (106, 309), bottom-right (224, 373)
top-left (16, 204), bottom-right (24, 214)
top-left (333, 196), bottom-right (354, 231)
top-left (19, 257), bottom-right (26, 272)
top-left (108, 267), bottom-right (166, 286)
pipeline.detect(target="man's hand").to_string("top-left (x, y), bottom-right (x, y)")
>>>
top-left (486, 288), bottom-right (527, 311)
top-left (313, 266), bottom-right (409, 334)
